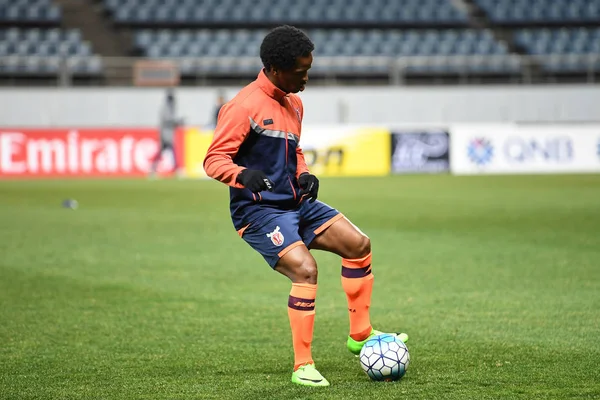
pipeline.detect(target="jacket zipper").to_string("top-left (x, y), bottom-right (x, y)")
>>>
top-left (288, 176), bottom-right (297, 200)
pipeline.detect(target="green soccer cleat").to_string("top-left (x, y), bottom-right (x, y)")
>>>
top-left (347, 329), bottom-right (409, 355)
top-left (291, 363), bottom-right (330, 387)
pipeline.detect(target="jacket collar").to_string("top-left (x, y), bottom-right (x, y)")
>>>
top-left (257, 69), bottom-right (287, 102)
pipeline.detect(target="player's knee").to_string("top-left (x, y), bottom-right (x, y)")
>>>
top-left (295, 258), bottom-right (318, 284)
top-left (349, 235), bottom-right (371, 259)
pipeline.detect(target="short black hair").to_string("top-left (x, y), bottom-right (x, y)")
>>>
top-left (260, 25), bottom-right (314, 71)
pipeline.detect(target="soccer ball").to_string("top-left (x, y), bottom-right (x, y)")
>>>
top-left (359, 334), bottom-right (410, 381)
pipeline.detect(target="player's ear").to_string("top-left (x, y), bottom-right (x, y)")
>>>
top-left (271, 66), bottom-right (280, 76)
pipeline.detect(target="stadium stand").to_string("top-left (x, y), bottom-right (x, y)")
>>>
top-left (473, 0), bottom-right (600, 26)
top-left (0, 0), bottom-right (102, 83)
top-left (110, 0), bottom-right (522, 81)
top-left (0, 28), bottom-right (102, 76)
top-left (0, 0), bottom-right (598, 85)
top-left (104, 0), bottom-right (469, 28)
top-left (0, 0), bottom-right (62, 26)
top-left (131, 27), bottom-right (520, 76)
top-left (473, 0), bottom-right (600, 79)
top-left (513, 28), bottom-right (600, 73)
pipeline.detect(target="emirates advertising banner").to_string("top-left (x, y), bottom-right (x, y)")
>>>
top-left (0, 128), bottom-right (183, 178)
top-left (450, 124), bottom-right (600, 175)
top-left (0, 125), bottom-right (388, 179)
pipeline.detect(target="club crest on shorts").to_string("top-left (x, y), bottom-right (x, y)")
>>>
top-left (266, 226), bottom-right (284, 247)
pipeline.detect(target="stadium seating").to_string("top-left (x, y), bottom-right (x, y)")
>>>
top-left (514, 28), bottom-right (600, 72)
top-left (104, 0), bottom-right (468, 27)
top-left (473, 0), bottom-right (600, 76)
top-left (1, 0), bottom-right (597, 83)
top-left (133, 28), bottom-right (520, 75)
top-left (113, 0), bottom-right (526, 77)
top-left (0, 0), bottom-right (102, 78)
top-left (0, 28), bottom-right (102, 76)
top-left (0, 0), bottom-right (62, 25)
top-left (474, 0), bottom-right (600, 25)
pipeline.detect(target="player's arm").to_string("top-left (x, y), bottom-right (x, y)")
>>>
top-left (296, 145), bottom-right (318, 202)
top-left (296, 145), bottom-right (309, 179)
top-left (203, 103), bottom-right (249, 188)
top-left (292, 95), bottom-right (310, 180)
top-left (292, 96), bottom-right (319, 202)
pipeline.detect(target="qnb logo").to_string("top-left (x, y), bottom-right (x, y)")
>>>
top-left (467, 138), bottom-right (494, 166)
top-left (504, 136), bottom-right (573, 163)
top-left (597, 138), bottom-right (600, 159)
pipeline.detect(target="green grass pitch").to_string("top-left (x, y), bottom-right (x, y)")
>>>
top-left (1, 175), bottom-right (599, 400)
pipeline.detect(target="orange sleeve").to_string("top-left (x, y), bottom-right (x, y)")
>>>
top-left (203, 102), bottom-right (249, 188)
top-left (296, 145), bottom-right (309, 179)
top-left (293, 95), bottom-right (310, 179)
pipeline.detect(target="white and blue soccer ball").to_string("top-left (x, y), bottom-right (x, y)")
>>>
top-left (359, 334), bottom-right (410, 381)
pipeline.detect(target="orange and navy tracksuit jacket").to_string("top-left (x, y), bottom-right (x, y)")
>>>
top-left (203, 70), bottom-right (310, 231)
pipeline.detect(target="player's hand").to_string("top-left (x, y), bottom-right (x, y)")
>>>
top-left (298, 173), bottom-right (319, 203)
top-left (237, 169), bottom-right (274, 192)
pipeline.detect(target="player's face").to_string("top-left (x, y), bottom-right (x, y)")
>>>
top-left (276, 53), bottom-right (312, 94)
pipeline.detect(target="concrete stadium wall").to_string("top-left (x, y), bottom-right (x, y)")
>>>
top-left (0, 85), bottom-right (599, 127)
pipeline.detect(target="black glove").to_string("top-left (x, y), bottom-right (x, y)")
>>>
top-left (236, 169), bottom-right (274, 192)
top-left (298, 173), bottom-right (319, 203)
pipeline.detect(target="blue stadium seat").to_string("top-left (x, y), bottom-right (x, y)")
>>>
top-left (514, 28), bottom-right (600, 73)
top-left (0, 1), bottom-right (61, 24)
top-left (475, 0), bottom-right (600, 24)
top-left (131, 28), bottom-right (520, 75)
top-left (0, 28), bottom-right (102, 77)
top-left (104, 0), bottom-right (468, 26)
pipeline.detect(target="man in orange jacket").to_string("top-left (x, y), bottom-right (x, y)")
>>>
top-left (203, 25), bottom-right (408, 387)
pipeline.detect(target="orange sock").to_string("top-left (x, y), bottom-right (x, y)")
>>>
top-left (288, 283), bottom-right (317, 370)
top-left (341, 253), bottom-right (374, 341)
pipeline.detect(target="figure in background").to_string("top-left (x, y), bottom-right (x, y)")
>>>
top-left (149, 89), bottom-right (185, 178)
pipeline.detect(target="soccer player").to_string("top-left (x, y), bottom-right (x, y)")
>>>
top-left (203, 25), bottom-right (408, 387)
top-left (149, 89), bottom-right (184, 178)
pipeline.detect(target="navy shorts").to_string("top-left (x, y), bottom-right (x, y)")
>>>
top-left (239, 200), bottom-right (343, 268)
